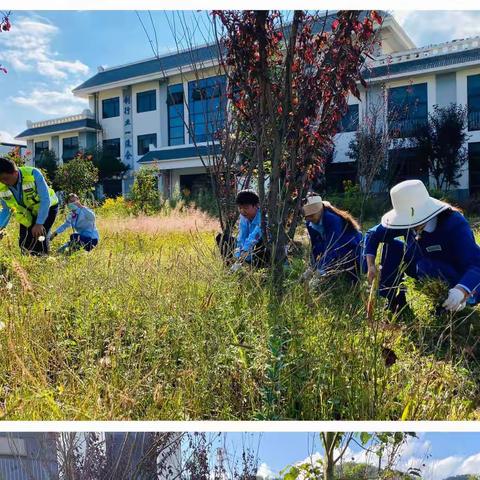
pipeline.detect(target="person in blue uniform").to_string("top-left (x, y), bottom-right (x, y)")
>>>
top-left (300, 193), bottom-right (363, 288)
top-left (49, 193), bottom-right (99, 252)
top-left (365, 179), bottom-right (480, 312)
top-left (230, 190), bottom-right (269, 272)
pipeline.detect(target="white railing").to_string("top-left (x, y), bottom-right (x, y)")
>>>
top-left (29, 111), bottom-right (94, 129)
top-left (367, 36), bottom-right (480, 69)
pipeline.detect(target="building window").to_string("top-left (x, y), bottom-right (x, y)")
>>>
top-left (137, 90), bottom-right (156, 113)
top-left (103, 138), bottom-right (121, 158)
top-left (324, 161), bottom-right (357, 193)
top-left (62, 136), bottom-right (79, 161)
top-left (388, 83), bottom-right (428, 138)
top-left (102, 97), bottom-right (120, 119)
top-left (188, 75), bottom-right (226, 143)
top-left (137, 133), bottom-right (157, 156)
top-left (388, 146), bottom-right (429, 186)
top-left (469, 142), bottom-right (480, 194)
top-left (167, 84), bottom-right (185, 146)
top-left (34, 141), bottom-right (49, 162)
top-left (339, 104), bottom-right (359, 133)
top-left (467, 74), bottom-right (480, 131)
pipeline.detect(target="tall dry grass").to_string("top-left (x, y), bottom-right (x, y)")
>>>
top-left (0, 209), bottom-right (478, 420)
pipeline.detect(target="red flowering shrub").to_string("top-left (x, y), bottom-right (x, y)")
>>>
top-left (0, 12), bottom-right (11, 74)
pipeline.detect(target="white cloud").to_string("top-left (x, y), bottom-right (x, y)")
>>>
top-left (458, 451), bottom-right (480, 475)
top-left (392, 11), bottom-right (480, 47)
top-left (257, 462), bottom-right (276, 479)
top-left (282, 435), bottom-right (480, 480)
top-left (0, 16), bottom-right (89, 80)
top-left (10, 86), bottom-right (88, 116)
top-left (0, 130), bottom-right (25, 145)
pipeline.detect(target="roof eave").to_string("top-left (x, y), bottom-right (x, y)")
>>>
top-left (382, 15), bottom-right (416, 51)
top-left (73, 59), bottom-right (220, 98)
top-left (15, 126), bottom-right (100, 140)
top-left (365, 57), bottom-right (480, 83)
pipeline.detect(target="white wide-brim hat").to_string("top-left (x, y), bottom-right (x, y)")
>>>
top-left (381, 179), bottom-right (450, 229)
top-left (303, 195), bottom-right (324, 216)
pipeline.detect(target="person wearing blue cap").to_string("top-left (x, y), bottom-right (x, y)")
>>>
top-left (365, 179), bottom-right (480, 312)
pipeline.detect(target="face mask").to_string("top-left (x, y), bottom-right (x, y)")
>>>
top-left (67, 203), bottom-right (78, 212)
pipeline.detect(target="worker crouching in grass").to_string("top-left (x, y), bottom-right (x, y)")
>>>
top-left (49, 193), bottom-right (99, 253)
top-left (300, 193), bottom-right (364, 290)
top-left (0, 157), bottom-right (58, 255)
top-left (215, 190), bottom-right (270, 273)
top-left (365, 179), bottom-right (480, 313)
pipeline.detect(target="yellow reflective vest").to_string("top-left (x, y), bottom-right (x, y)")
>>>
top-left (0, 166), bottom-right (58, 227)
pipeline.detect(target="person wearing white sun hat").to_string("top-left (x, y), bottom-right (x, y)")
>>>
top-left (300, 193), bottom-right (363, 289)
top-left (364, 179), bottom-right (480, 312)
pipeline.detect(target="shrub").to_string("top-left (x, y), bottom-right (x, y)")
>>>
top-left (128, 167), bottom-right (162, 215)
top-left (55, 153), bottom-right (99, 199)
top-left (326, 181), bottom-right (389, 221)
top-left (35, 150), bottom-right (59, 186)
top-left (190, 189), bottom-right (220, 218)
top-left (4, 146), bottom-right (28, 166)
top-left (96, 197), bottom-right (133, 217)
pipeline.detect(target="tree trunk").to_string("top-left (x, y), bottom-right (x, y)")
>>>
top-left (323, 432), bottom-right (336, 480)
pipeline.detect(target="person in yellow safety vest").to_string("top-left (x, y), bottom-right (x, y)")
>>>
top-left (0, 157), bottom-right (59, 255)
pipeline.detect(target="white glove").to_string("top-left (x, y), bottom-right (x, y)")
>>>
top-left (442, 287), bottom-right (466, 312)
top-left (230, 262), bottom-right (242, 273)
top-left (300, 268), bottom-right (315, 283)
top-left (308, 270), bottom-right (325, 291)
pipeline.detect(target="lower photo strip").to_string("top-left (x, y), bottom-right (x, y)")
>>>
top-left (0, 427), bottom-right (478, 479)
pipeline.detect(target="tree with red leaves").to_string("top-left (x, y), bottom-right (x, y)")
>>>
top-left (212, 10), bottom-right (382, 281)
top-left (0, 11), bottom-right (11, 74)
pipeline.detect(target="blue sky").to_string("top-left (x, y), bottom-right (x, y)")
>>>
top-left (211, 432), bottom-right (480, 479)
top-left (1, 10), bottom-right (480, 143)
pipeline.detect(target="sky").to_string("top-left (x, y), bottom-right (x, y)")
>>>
top-left (210, 432), bottom-right (480, 479)
top-left (1, 10), bottom-right (480, 144)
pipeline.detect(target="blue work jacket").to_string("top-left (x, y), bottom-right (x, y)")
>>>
top-left (364, 209), bottom-right (480, 294)
top-left (306, 207), bottom-right (363, 272)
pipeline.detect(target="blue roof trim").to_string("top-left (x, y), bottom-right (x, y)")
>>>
top-left (138, 144), bottom-right (221, 163)
top-left (75, 11), bottom-right (388, 92)
top-left (16, 118), bottom-right (102, 138)
top-left (74, 45), bottom-right (220, 91)
top-left (364, 48), bottom-right (480, 79)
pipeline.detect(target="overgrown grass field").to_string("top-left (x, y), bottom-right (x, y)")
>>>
top-left (0, 206), bottom-right (479, 420)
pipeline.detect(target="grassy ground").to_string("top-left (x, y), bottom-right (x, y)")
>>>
top-left (0, 209), bottom-right (479, 420)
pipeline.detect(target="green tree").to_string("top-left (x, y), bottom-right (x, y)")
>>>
top-left (35, 149), bottom-right (59, 186)
top-left (55, 153), bottom-right (99, 198)
top-left (281, 432), bottom-right (419, 480)
top-left (89, 145), bottom-right (129, 181)
top-left (4, 145), bottom-right (28, 166)
top-left (412, 103), bottom-right (469, 192)
top-left (128, 166), bottom-right (161, 215)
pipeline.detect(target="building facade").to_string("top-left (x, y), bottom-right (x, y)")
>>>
top-left (15, 13), bottom-right (480, 198)
top-left (0, 140), bottom-right (26, 157)
top-left (0, 433), bottom-right (59, 480)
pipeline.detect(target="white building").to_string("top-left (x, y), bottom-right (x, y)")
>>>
top-left (0, 139), bottom-right (26, 157)
top-left (0, 432), bottom-right (59, 480)
top-left (15, 12), bottom-right (480, 198)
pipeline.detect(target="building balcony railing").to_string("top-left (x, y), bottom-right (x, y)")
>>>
top-left (27, 110), bottom-right (94, 129)
top-left (367, 36), bottom-right (480, 69)
top-left (468, 110), bottom-right (480, 131)
top-left (388, 118), bottom-right (428, 138)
